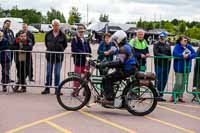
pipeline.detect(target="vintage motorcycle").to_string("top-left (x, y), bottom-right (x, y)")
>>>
top-left (56, 58), bottom-right (157, 116)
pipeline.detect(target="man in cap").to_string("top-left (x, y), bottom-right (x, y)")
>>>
top-left (153, 32), bottom-right (171, 101)
top-left (71, 25), bottom-right (91, 93)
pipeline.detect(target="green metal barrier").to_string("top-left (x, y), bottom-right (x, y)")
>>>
top-left (92, 56), bottom-right (200, 104)
top-left (185, 57), bottom-right (200, 104)
top-left (149, 56), bottom-right (176, 100)
top-left (142, 56), bottom-right (200, 104)
top-left (91, 67), bottom-right (103, 91)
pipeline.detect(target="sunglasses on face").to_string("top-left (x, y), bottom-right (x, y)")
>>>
top-left (53, 25), bottom-right (59, 27)
top-left (183, 39), bottom-right (188, 42)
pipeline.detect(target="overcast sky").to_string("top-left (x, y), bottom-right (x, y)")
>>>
top-left (1, 0), bottom-right (200, 23)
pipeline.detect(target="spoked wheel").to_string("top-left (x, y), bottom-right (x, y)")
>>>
top-left (56, 77), bottom-right (91, 111)
top-left (124, 85), bottom-right (157, 116)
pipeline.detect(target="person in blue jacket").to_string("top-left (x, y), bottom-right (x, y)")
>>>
top-left (71, 25), bottom-right (91, 92)
top-left (71, 25), bottom-right (91, 69)
top-left (97, 33), bottom-right (114, 75)
top-left (97, 30), bottom-right (137, 103)
top-left (171, 36), bottom-right (196, 102)
top-left (97, 33), bottom-right (113, 62)
top-left (0, 31), bottom-right (12, 92)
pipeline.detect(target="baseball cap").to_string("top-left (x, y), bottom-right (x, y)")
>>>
top-left (159, 32), bottom-right (167, 38)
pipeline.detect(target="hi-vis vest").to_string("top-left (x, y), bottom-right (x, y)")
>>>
top-left (129, 37), bottom-right (148, 49)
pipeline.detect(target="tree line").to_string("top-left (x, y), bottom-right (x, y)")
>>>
top-left (0, 6), bottom-right (80, 24)
top-left (127, 18), bottom-right (200, 40)
top-left (0, 6), bottom-right (110, 24)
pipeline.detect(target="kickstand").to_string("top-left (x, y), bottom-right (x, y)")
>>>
top-left (85, 102), bottom-right (91, 108)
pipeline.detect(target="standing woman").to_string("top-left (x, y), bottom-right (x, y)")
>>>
top-left (97, 33), bottom-right (114, 75)
top-left (97, 33), bottom-right (113, 62)
top-left (171, 36), bottom-right (196, 102)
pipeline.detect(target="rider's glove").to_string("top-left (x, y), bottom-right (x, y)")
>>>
top-left (97, 60), bottom-right (122, 69)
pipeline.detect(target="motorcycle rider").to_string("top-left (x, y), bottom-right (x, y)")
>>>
top-left (97, 30), bottom-right (138, 104)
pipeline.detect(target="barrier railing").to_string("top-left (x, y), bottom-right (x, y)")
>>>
top-left (0, 50), bottom-right (199, 104)
top-left (185, 57), bottom-right (200, 104)
top-left (144, 56), bottom-right (200, 104)
top-left (0, 50), bottom-right (91, 93)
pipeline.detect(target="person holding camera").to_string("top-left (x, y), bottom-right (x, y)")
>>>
top-left (171, 36), bottom-right (196, 102)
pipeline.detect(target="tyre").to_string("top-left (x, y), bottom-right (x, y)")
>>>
top-left (56, 77), bottom-right (91, 111)
top-left (124, 84), bottom-right (157, 116)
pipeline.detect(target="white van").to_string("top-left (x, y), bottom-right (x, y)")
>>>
top-left (40, 24), bottom-right (52, 33)
top-left (0, 17), bottom-right (23, 35)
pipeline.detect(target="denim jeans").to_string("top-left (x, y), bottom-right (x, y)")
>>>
top-left (0, 62), bottom-right (11, 84)
top-left (155, 65), bottom-right (170, 97)
top-left (45, 62), bottom-right (62, 90)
